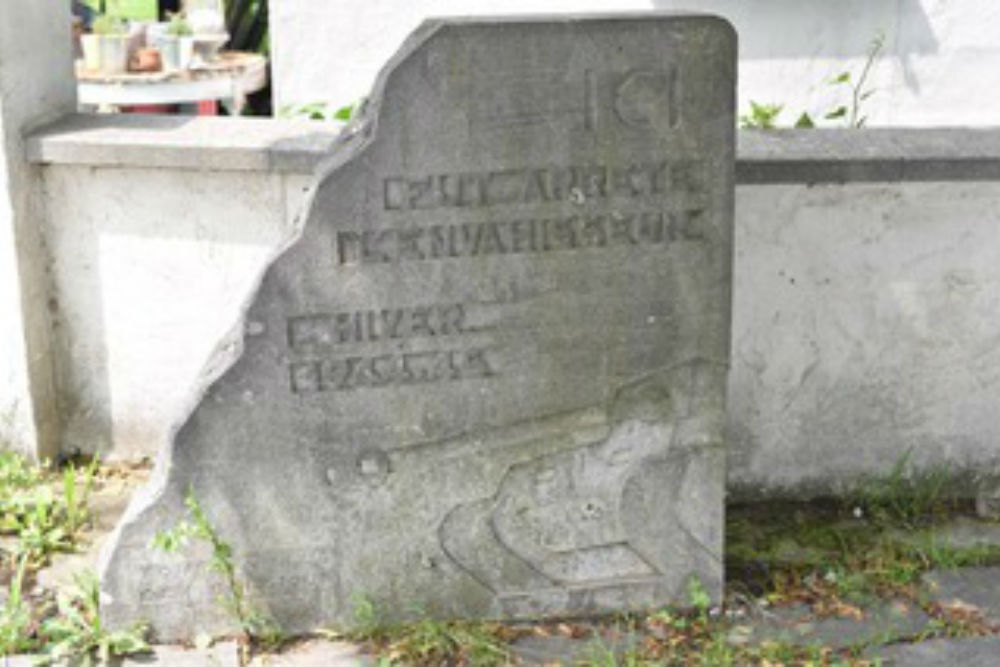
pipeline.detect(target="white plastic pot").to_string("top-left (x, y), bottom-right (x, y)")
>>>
top-left (179, 36), bottom-right (195, 70)
top-left (98, 35), bottom-right (129, 75)
top-left (80, 34), bottom-right (101, 71)
top-left (156, 34), bottom-right (181, 70)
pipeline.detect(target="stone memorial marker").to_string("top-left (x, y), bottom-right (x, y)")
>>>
top-left (102, 14), bottom-right (736, 639)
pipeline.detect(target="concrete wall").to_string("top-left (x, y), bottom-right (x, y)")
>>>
top-left (731, 181), bottom-right (1000, 496)
top-left (0, 2), bottom-right (77, 459)
top-left (271, 0), bottom-right (1000, 128)
top-left (23, 114), bottom-right (334, 460)
top-left (22, 118), bottom-right (1000, 498)
top-left (42, 165), bottom-right (311, 459)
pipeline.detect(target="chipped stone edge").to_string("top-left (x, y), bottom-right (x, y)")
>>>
top-left (96, 16), bottom-right (451, 626)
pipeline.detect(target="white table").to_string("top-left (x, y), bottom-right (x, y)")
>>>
top-left (76, 51), bottom-right (267, 114)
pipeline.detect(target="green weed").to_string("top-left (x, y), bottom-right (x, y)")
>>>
top-left (0, 556), bottom-right (37, 656)
top-left (340, 596), bottom-right (519, 667)
top-left (0, 452), bottom-right (97, 570)
top-left (152, 490), bottom-right (283, 651)
top-left (739, 101), bottom-right (783, 129)
top-left (37, 571), bottom-right (149, 667)
top-left (850, 451), bottom-right (958, 528)
top-left (745, 31), bottom-right (885, 129)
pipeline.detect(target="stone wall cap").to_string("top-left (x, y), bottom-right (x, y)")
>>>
top-left (28, 114), bottom-right (1000, 183)
top-left (26, 113), bottom-right (341, 174)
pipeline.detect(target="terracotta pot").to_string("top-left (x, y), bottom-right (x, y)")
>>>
top-left (130, 47), bottom-right (162, 73)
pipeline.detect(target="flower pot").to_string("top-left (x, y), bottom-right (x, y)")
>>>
top-left (130, 47), bottom-right (162, 73)
top-left (80, 34), bottom-right (101, 71)
top-left (98, 35), bottom-right (129, 75)
top-left (179, 36), bottom-right (195, 70)
top-left (126, 22), bottom-right (147, 56)
top-left (156, 34), bottom-right (181, 70)
top-left (146, 22), bottom-right (170, 46)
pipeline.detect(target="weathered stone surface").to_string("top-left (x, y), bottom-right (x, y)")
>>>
top-left (733, 600), bottom-right (931, 649)
top-left (924, 567), bottom-right (1000, 622)
top-left (3, 642), bottom-right (240, 667)
top-left (874, 637), bottom-right (1000, 667)
top-left (101, 14), bottom-right (735, 639)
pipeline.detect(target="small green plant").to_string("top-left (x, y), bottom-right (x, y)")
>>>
top-left (687, 576), bottom-right (712, 617)
top-left (279, 100), bottom-right (363, 122)
top-left (152, 490), bottom-right (282, 650)
top-left (92, 14), bottom-right (127, 36)
top-left (339, 596), bottom-right (517, 667)
top-left (63, 459), bottom-right (98, 536)
top-left (37, 571), bottom-right (149, 667)
top-left (167, 14), bottom-right (194, 37)
top-left (0, 453), bottom-right (97, 570)
top-left (851, 449), bottom-right (956, 528)
top-left (744, 31), bottom-right (886, 130)
top-left (0, 556), bottom-right (37, 656)
top-left (739, 101), bottom-right (783, 129)
top-left (832, 32), bottom-right (886, 127)
top-left (349, 591), bottom-right (382, 638)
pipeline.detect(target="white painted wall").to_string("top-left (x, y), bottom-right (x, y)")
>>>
top-left (41, 165), bottom-right (312, 460)
top-left (32, 157), bottom-right (1000, 493)
top-left (730, 181), bottom-right (1000, 495)
top-left (271, 0), bottom-right (1000, 127)
top-left (0, 2), bottom-right (77, 459)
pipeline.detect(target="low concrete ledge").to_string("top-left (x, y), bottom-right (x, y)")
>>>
top-left (26, 114), bottom-right (341, 174)
top-left (27, 115), bottom-right (1000, 182)
top-left (738, 128), bottom-right (1000, 183)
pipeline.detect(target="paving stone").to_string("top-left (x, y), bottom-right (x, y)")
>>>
top-left (874, 636), bottom-right (1000, 667)
top-left (890, 517), bottom-right (1000, 552)
top-left (512, 632), bottom-right (639, 667)
top-left (1, 641), bottom-right (239, 667)
top-left (924, 566), bottom-right (1000, 621)
top-left (736, 599), bottom-right (931, 649)
top-left (249, 638), bottom-right (373, 667)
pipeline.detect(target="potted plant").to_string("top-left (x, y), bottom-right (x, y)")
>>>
top-left (157, 14), bottom-right (194, 71)
top-left (91, 15), bottom-right (129, 75)
top-left (80, 28), bottom-right (102, 72)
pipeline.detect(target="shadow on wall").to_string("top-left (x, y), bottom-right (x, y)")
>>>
top-left (649, 0), bottom-right (937, 62)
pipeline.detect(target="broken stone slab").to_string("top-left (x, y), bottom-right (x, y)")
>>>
top-left (101, 13), bottom-right (736, 640)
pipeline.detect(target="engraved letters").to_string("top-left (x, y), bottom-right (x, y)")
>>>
top-left (383, 161), bottom-right (702, 211)
top-left (337, 210), bottom-right (705, 266)
top-left (288, 304), bottom-right (468, 349)
top-left (289, 347), bottom-right (497, 394)
top-left (286, 303), bottom-right (497, 394)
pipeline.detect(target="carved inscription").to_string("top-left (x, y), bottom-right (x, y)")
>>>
top-left (357, 161), bottom-right (709, 266)
top-left (468, 68), bottom-right (681, 132)
top-left (288, 303), bottom-right (470, 349)
top-left (383, 162), bottom-right (703, 211)
top-left (337, 210), bottom-right (705, 266)
top-left (614, 68), bottom-right (680, 129)
top-left (289, 348), bottom-right (497, 394)
top-left (286, 303), bottom-right (498, 394)
top-left (471, 71), bottom-right (591, 129)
